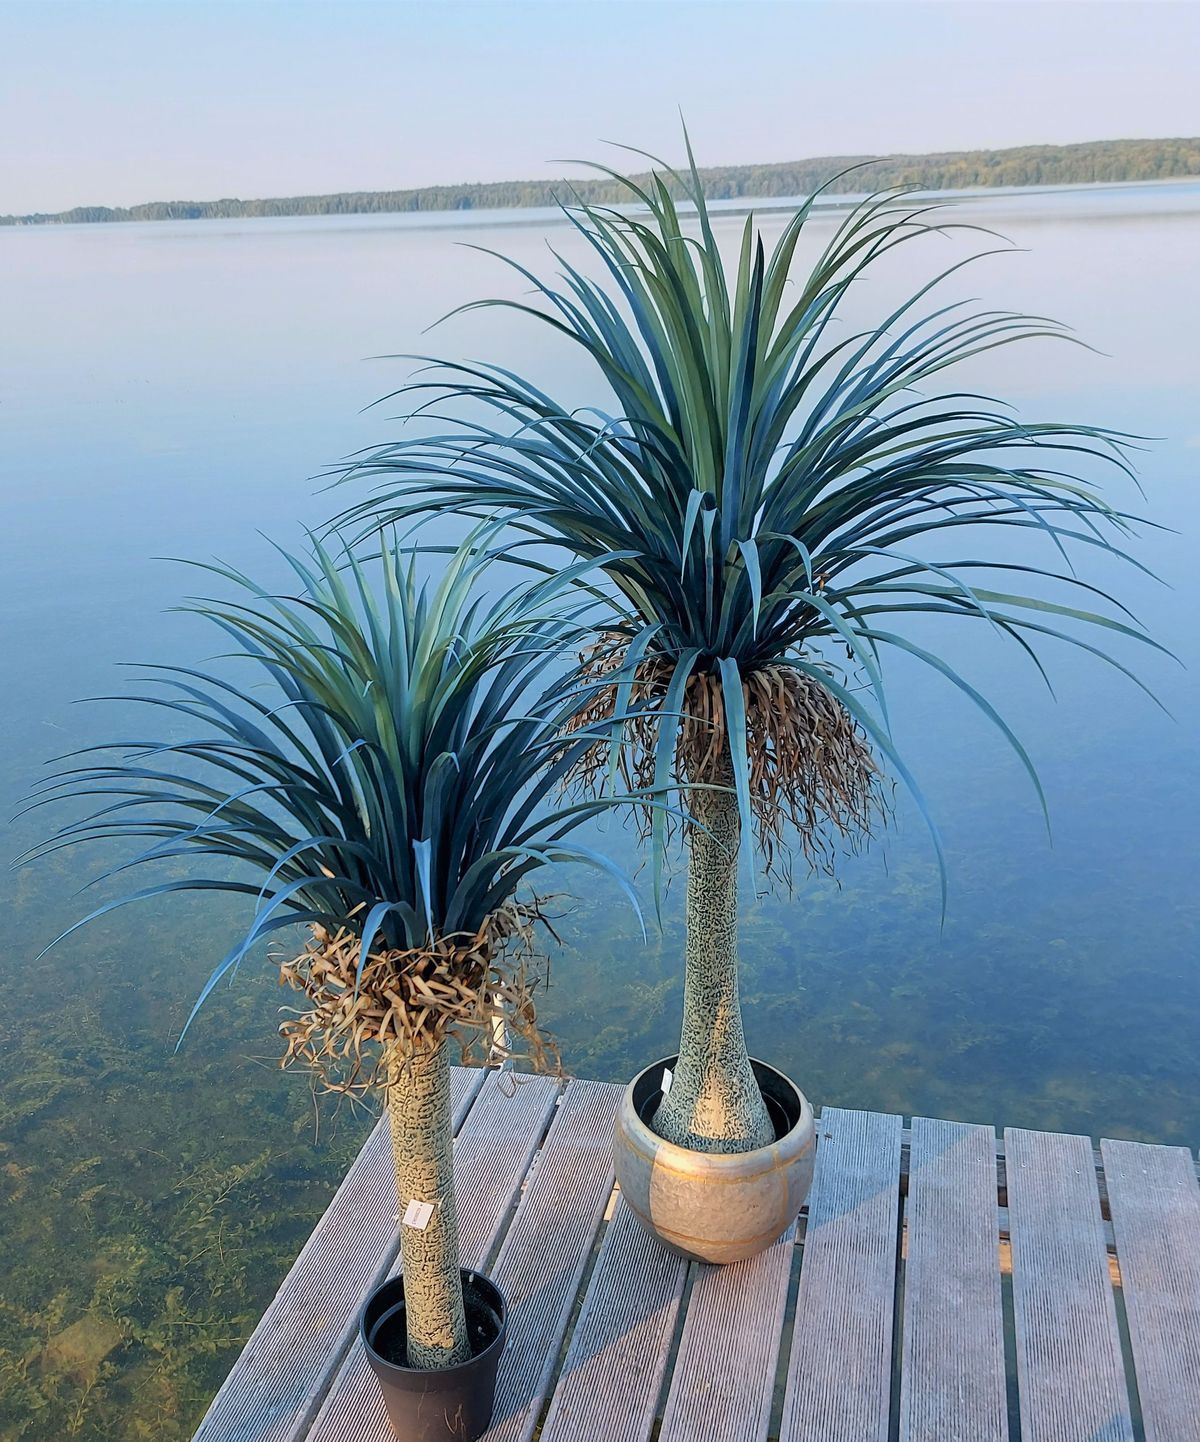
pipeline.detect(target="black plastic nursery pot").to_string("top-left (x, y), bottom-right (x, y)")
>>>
top-left (360, 1269), bottom-right (507, 1442)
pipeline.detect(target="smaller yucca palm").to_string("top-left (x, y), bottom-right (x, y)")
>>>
top-left (23, 532), bottom-right (640, 1368)
top-left (333, 141), bottom-right (1161, 1159)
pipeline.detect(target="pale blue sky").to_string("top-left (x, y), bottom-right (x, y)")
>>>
top-left (2, 0), bottom-right (1197, 214)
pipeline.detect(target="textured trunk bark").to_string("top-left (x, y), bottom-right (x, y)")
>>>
top-left (386, 1040), bottom-right (470, 1368)
top-left (651, 778), bottom-right (775, 1153)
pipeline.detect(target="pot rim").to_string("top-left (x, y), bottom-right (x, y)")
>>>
top-left (621, 1054), bottom-right (813, 1169)
top-left (360, 1267), bottom-right (508, 1380)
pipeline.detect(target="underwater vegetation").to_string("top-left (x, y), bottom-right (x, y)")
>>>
top-left (2, 772), bottom-right (1198, 1438)
top-left (0, 859), bottom-right (372, 1441)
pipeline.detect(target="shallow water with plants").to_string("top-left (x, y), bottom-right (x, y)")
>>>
top-left (1, 183), bottom-right (1197, 1439)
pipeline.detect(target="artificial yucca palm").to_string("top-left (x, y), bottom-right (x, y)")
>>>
top-left (24, 533), bottom-right (640, 1367)
top-left (336, 145), bottom-right (1157, 1155)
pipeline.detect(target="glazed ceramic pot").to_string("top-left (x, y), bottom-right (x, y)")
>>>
top-left (615, 1055), bottom-right (816, 1264)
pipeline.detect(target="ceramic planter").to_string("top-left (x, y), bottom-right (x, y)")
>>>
top-left (615, 1055), bottom-right (816, 1264)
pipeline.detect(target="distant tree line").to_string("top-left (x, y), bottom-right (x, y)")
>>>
top-left (4, 138), bottom-right (1199, 227)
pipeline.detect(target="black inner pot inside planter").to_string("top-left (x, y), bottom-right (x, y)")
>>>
top-left (632, 1055), bottom-right (801, 1143)
top-left (364, 1273), bottom-right (504, 1369)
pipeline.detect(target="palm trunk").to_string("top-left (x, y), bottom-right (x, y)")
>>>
top-left (651, 777), bottom-right (774, 1153)
top-left (386, 1039), bottom-right (470, 1369)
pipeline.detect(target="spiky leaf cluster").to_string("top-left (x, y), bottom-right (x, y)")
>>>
top-left (23, 534), bottom-right (641, 1043)
top-left (335, 145), bottom-right (1162, 889)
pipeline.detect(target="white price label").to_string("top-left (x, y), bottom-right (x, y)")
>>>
top-left (661, 1066), bottom-right (673, 1095)
top-left (402, 1200), bottom-right (435, 1231)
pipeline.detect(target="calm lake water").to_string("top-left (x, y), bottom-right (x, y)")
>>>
top-left (1, 183), bottom-right (1198, 1438)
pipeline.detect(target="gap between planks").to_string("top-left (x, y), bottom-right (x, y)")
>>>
top-left (197, 1077), bottom-right (1197, 1442)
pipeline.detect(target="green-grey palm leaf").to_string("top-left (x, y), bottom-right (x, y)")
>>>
top-left (24, 530), bottom-right (651, 1362)
top-left (334, 144), bottom-right (1162, 1156)
top-left (27, 534), bottom-right (639, 995)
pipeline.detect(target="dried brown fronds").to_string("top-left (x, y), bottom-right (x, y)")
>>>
top-left (565, 634), bottom-right (887, 879)
top-left (276, 899), bottom-right (560, 1096)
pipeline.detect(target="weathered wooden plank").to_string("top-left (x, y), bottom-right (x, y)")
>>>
top-left (1101, 1138), bottom-right (1200, 1442)
top-left (1006, 1127), bottom-right (1133, 1442)
top-left (303, 1071), bottom-right (562, 1442)
top-left (192, 1064), bottom-right (486, 1442)
top-left (900, 1117), bottom-right (1007, 1442)
top-left (538, 1197), bottom-right (687, 1442)
top-left (659, 1223), bottom-right (795, 1442)
top-left (780, 1108), bottom-right (903, 1442)
top-left (481, 1078), bottom-right (623, 1442)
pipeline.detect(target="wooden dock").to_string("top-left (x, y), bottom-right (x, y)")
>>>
top-left (194, 1067), bottom-right (1200, 1442)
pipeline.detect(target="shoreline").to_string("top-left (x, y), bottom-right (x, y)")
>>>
top-left (4, 174), bottom-right (1199, 238)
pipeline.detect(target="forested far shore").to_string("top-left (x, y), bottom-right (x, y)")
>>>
top-left (5, 137), bottom-right (1199, 227)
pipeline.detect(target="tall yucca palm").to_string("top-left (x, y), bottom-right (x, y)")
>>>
top-left (23, 533), bottom-right (642, 1366)
top-left (335, 146), bottom-right (1159, 1154)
